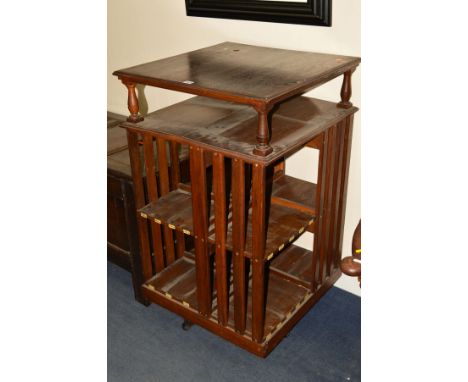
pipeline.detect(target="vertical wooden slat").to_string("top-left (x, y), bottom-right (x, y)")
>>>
top-left (169, 141), bottom-right (181, 188)
top-left (273, 159), bottom-right (285, 176)
top-left (190, 146), bottom-right (212, 317)
top-left (329, 120), bottom-right (346, 272)
top-left (251, 163), bottom-right (267, 343)
top-left (311, 132), bottom-right (327, 291)
top-left (143, 135), bottom-right (165, 273)
top-left (213, 153), bottom-right (228, 325)
top-left (156, 138), bottom-right (176, 265)
top-left (127, 130), bottom-right (152, 282)
top-left (169, 141), bottom-right (185, 259)
top-left (319, 125), bottom-right (337, 283)
top-left (335, 116), bottom-right (355, 267)
top-left (232, 158), bottom-right (247, 333)
top-left (326, 124), bottom-right (343, 276)
top-left (316, 128), bottom-right (333, 287)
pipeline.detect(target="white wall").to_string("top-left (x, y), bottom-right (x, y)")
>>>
top-left (108, 0), bottom-right (361, 295)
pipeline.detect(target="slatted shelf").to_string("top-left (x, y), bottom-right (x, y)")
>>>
top-left (269, 244), bottom-right (319, 289)
top-left (272, 174), bottom-right (316, 214)
top-left (138, 175), bottom-right (315, 260)
top-left (143, 253), bottom-right (311, 342)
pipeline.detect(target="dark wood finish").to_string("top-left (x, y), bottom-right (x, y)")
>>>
top-left (107, 112), bottom-right (146, 304)
top-left (185, 0), bottom-right (332, 27)
top-left (341, 220), bottom-right (361, 286)
top-left (124, 95), bottom-right (357, 165)
top-left (123, 81), bottom-right (144, 123)
top-left (338, 70), bottom-right (354, 109)
top-left (353, 220), bottom-right (361, 259)
top-left (271, 174), bottom-right (316, 214)
top-left (270, 244), bottom-right (317, 289)
top-left (127, 130), bottom-right (153, 283)
top-left (147, 256), bottom-right (199, 309)
top-left (114, 43), bottom-right (360, 106)
top-left (251, 164), bottom-right (268, 343)
top-left (311, 132), bottom-right (326, 291)
top-left (328, 125), bottom-right (341, 279)
top-left (213, 153), bottom-right (229, 325)
top-left (232, 158), bottom-right (247, 334)
top-left (190, 147), bottom-right (212, 317)
top-left (108, 126), bottom-right (129, 155)
top-left (142, 135), bottom-right (165, 273)
top-left (156, 138), bottom-right (176, 265)
top-left (116, 43), bottom-right (360, 357)
top-left (253, 104), bottom-right (273, 156)
top-left (141, 265), bottom-right (341, 357)
top-left (335, 116), bottom-right (355, 267)
top-left (114, 42), bottom-right (360, 156)
top-left (138, 181), bottom-right (315, 260)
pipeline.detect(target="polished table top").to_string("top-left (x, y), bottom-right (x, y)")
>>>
top-left (114, 42), bottom-right (360, 106)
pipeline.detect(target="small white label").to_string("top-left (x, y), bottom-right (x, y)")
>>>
top-left (182, 80), bottom-right (194, 84)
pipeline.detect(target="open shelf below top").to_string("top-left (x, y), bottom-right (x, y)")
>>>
top-left (139, 174), bottom-right (315, 260)
top-left (124, 95), bottom-right (357, 165)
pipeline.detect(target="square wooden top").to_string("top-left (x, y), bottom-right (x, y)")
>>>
top-left (114, 42), bottom-right (360, 106)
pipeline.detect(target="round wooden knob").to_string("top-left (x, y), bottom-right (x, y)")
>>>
top-left (340, 256), bottom-right (361, 278)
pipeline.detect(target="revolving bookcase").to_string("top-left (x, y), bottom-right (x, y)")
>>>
top-left (113, 42), bottom-right (360, 357)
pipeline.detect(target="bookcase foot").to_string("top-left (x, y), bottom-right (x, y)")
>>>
top-left (182, 320), bottom-right (194, 331)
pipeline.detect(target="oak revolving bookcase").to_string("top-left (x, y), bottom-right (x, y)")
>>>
top-left (113, 42), bottom-right (360, 357)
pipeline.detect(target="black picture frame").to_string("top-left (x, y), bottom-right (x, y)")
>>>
top-left (185, 0), bottom-right (331, 27)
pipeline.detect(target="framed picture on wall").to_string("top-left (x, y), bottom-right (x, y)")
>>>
top-left (185, 0), bottom-right (331, 27)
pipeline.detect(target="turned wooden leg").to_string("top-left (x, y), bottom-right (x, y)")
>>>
top-left (338, 70), bottom-right (355, 109)
top-left (123, 81), bottom-right (144, 123)
top-left (253, 105), bottom-right (273, 156)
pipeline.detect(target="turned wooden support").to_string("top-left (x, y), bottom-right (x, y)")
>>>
top-left (253, 104), bottom-right (273, 156)
top-left (123, 81), bottom-right (144, 123)
top-left (338, 70), bottom-right (355, 109)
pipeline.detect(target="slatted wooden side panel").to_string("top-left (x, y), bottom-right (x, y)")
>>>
top-left (127, 130), bottom-right (153, 282)
top-left (156, 138), bottom-right (176, 266)
top-left (325, 124), bottom-right (343, 277)
top-left (190, 146), bottom-right (212, 317)
top-left (334, 115), bottom-right (355, 267)
top-left (311, 132), bottom-right (326, 292)
top-left (251, 163), bottom-right (268, 343)
top-left (142, 135), bottom-right (165, 273)
top-left (169, 141), bottom-right (186, 259)
top-left (311, 118), bottom-right (354, 290)
top-left (232, 158), bottom-right (247, 334)
top-left (328, 120), bottom-right (346, 273)
top-left (213, 153), bottom-right (229, 325)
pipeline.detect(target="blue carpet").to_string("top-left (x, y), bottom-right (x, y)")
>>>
top-left (108, 262), bottom-right (360, 382)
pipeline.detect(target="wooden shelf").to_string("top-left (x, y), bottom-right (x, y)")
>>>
top-left (272, 174), bottom-right (316, 214)
top-left (145, 256), bottom-right (199, 310)
top-left (123, 95), bottom-right (357, 165)
top-left (143, 252), bottom-right (311, 341)
top-left (231, 202), bottom-right (313, 260)
top-left (138, 175), bottom-right (315, 259)
top-left (270, 244), bottom-right (318, 289)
